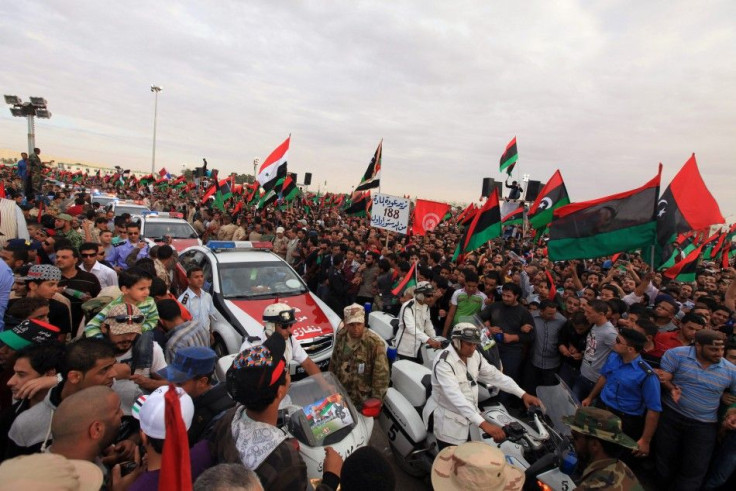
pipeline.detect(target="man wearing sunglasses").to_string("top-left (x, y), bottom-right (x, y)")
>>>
top-left (79, 242), bottom-right (118, 289)
top-left (56, 245), bottom-right (101, 336)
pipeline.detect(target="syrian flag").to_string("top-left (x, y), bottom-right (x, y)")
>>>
top-left (499, 137), bottom-right (518, 175)
top-left (528, 170), bottom-right (570, 230)
top-left (502, 205), bottom-right (525, 226)
top-left (655, 154), bottom-right (724, 266)
top-left (663, 242), bottom-right (705, 282)
top-left (257, 136), bottom-right (290, 191)
top-left (355, 140), bottom-right (382, 191)
top-left (392, 261), bottom-right (417, 296)
top-left (452, 188), bottom-right (502, 261)
top-left (412, 199), bottom-right (451, 235)
top-left (548, 166), bottom-right (661, 261)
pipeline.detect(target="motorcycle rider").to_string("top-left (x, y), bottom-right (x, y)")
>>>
top-left (240, 303), bottom-right (322, 377)
top-left (394, 281), bottom-right (442, 362)
top-left (423, 322), bottom-right (542, 449)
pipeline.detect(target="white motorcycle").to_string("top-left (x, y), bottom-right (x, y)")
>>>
top-left (379, 358), bottom-right (578, 490)
top-left (216, 358), bottom-right (376, 481)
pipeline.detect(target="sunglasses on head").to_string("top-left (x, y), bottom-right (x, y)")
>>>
top-left (109, 314), bottom-right (145, 324)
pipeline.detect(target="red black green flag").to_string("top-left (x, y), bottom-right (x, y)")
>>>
top-left (499, 137), bottom-right (518, 175)
top-left (663, 242), bottom-right (704, 282)
top-left (548, 166), bottom-right (661, 261)
top-left (391, 261), bottom-right (417, 296)
top-left (345, 191), bottom-right (371, 217)
top-left (655, 154), bottom-right (724, 266)
top-left (502, 205), bottom-right (524, 226)
top-left (528, 170), bottom-right (570, 230)
top-left (452, 188), bottom-right (502, 261)
top-left (355, 140), bottom-right (382, 191)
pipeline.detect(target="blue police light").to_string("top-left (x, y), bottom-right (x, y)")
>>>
top-left (141, 211), bottom-right (159, 217)
top-left (206, 241), bottom-right (236, 250)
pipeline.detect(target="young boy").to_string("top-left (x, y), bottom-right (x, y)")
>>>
top-left (17, 265), bottom-right (72, 336)
top-left (84, 268), bottom-right (159, 338)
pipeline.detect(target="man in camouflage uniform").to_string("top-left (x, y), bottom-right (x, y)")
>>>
top-left (563, 407), bottom-right (643, 490)
top-left (27, 147), bottom-right (46, 197)
top-left (329, 303), bottom-right (389, 407)
top-left (54, 213), bottom-right (84, 251)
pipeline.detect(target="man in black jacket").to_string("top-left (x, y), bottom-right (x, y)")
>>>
top-left (157, 346), bottom-right (234, 445)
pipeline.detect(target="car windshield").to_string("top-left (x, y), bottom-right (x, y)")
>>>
top-left (115, 205), bottom-right (150, 217)
top-left (144, 222), bottom-right (198, 239)
top-left (219, 261), bottom-right (308, 299)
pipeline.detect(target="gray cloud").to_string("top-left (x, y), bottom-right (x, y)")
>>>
top-left (0, 0), bottom-right (734, 214)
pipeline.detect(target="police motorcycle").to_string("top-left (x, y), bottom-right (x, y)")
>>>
top-left (378, 323), bottom-right (578, 490)
top-left (216, 355), bottom-right (376, 481)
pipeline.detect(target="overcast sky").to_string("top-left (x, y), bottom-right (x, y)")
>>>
top-left (1, 1), bottom-right (734, 214)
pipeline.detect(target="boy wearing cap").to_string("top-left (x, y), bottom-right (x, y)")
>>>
top-left (20, 264), bottom-right (73, 336)
top-left (655, 330), bottom-right (736, 490)
top-left (158, 346), bottom-right (235, 444)
top-left (564, 407), bottom-right (643, 490)
top-left (215, 335), bottom-right (342, 490)
top-left (130, 386), bottom-right (213, 490)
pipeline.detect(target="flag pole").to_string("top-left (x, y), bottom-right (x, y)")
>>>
top-left (378, 138), bottom-right (383, 195)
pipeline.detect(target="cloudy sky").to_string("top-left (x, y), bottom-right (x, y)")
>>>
top-left (1, 1), bottom-right (735, 213)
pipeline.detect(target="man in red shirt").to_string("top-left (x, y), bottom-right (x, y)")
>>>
top-left (651, 312), bottom-right (706, 358)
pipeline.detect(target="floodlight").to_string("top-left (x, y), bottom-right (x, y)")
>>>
top-left (10, 107), bottom-right (25, 117)
top-left (150, 85), bottom-right (163, 92)
top-left (29, 97), bottom-right (47, 108)
top-left (4, 95), bottom-right (21, 105)
top-left (35, 108), bottom-right (51, 118)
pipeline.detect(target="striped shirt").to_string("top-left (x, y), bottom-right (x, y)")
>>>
top-left (164, 320), bottom-right (211, 363)
top-left (85, 295), bottom-right (159, 337)
top-left (661, 346), bottom-right (736, 422)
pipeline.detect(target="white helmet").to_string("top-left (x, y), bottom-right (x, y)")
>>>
top-left (414, 281), bottom-right (434, 302)
top-left (262, 303), bottom-right (296, 335)
top-left (451, 322), bottom-right (482, 345)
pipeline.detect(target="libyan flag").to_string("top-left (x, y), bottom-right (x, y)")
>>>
top-left (663, 242), bottom-right (704, 282)
top-left (452, 188), bottom-right (502, 261)
top-left (548, 166), bottom-right (661, 261)
top-left (391, 261), bottom-right (417, 296)
top-left (528, 169), bottom-right (570, 230)
top-left (502, 205), bottom-right (524, 226)
top-left (499, 137), bottom-right (518, 175)
top-left (412, 199), bottom-right (450, 235)
top-left (345, 191), bottom-right (371, 217)
top-left (655, 154), bottom-right (724, 266)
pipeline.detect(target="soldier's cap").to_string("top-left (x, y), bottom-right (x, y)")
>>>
top-left (226, 334), bottom-right (287, 404)
top-left (343, 303), bottom-right (365, 325)
top-left (20, 264), bottom-right (62, 282)
top-left (562, 407), bottom-right (638, 450)
top-left (431, 441), bottom-right (525, 491)
top-left (695, 329), bottom-right (726, 347)
top-left (104, 303), bottom-right (144, 336)
top-left (56, 213), bottom-right (73, 221)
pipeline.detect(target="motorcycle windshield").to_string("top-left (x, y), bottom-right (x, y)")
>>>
top-left (285, 372), bottom-right (359, 447)
top-left (535, 378), bottom-right (579, 437)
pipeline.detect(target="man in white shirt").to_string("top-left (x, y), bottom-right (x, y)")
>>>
top-left (394, 281), bottom-right (442, 361)
top-left (178, 267), bottom-right (216, 332)
top-left (79, 242), bottom-right (118, 288)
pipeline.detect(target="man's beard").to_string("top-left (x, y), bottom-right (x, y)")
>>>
top-left (114, 342), bottom-right (133, 355)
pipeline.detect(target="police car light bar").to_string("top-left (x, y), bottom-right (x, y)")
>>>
top-left (206, 241), bottom-right (273, 251)
top-left (141, 211), bottom-right (159, 217)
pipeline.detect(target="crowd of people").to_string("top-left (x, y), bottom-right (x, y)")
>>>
top-left (0, 155), bottom-right (734, 490)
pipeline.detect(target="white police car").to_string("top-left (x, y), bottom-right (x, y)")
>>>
top-left (139, 211), bottom-right (201, 253)
top-left (175, 241), bottom-right (341, 377)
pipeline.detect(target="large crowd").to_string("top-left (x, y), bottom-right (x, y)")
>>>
top-left (0, 152), bottom-right (734, 491)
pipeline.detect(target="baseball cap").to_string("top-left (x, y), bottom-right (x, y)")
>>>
top-left (158, 346), bottom-right (217, 383)
top-left (56, 213), bottom-right (73, 221)
top-left (226, 334), bottom-right (287, 405)
top-left (105, 303), bottom-right (144, 336)
top-left (0, 319), bottom-right (61, 351)
top-left (655, 294), bottom-right (679, 314)
top-left (431, 441), bottom-right (525, 491)
top-left (132, 386), bottom-right (194, 439)
top-left (695, 329), bottom-right (726, 346)
top-left (0, 453), bottom-right (103, 491)
top-left (21, 264), bottom-right (62, 282)
top-left (276, 226), bottom-right (285, 234)
top-left (343, 303), bottom-right (365, 325)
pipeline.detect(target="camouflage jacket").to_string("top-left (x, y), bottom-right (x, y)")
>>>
top-left (329, 327), bottom-right (390, 407)
top-left (575, 458), bottom-right (643, 491)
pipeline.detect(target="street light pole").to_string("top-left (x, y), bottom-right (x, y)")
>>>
top-left (253, 158), bottom-right (260, 183)
top-left (150, 85), bottom-right (163, 174)
top-left (5, 95), bottom-right (51, 196)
